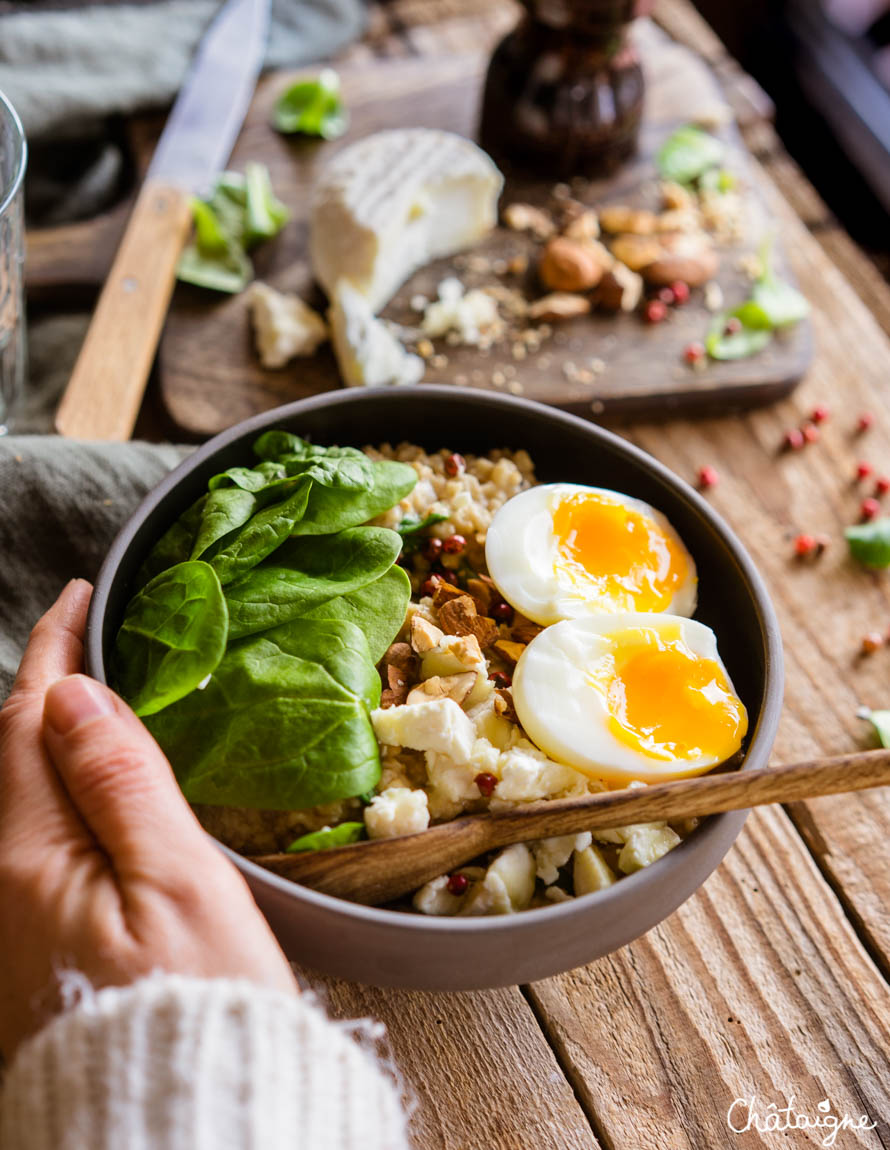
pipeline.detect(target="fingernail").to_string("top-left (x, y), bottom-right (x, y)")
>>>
top-left (44, 675), bottom-right (115, 736)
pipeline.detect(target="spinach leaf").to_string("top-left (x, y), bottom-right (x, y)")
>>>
top-left (751, 276), bottom-right (810, 328)
top-left (272, 69), bottom-right (348, 140)
top-left (208, 462), bottom-right (287, 492)
top-left (846, 518), bottom-right (890, 569)
top-left (859, 707), bottom-right (890, 748)
top-left (253, 430), bottom-right (310, 461)
top-left (144, 618), bottom-right (382, 809)
top-left (656, 125), bottom-right (724, 185)
top-left (113, 561), bottom-right (228, 718)
top-left (224, 526), bottom-right (402, 640)
top-left (291, 460), bottom-right (416, 537)
top-left (705, 311), bottom-right (773, 361)
top-left (190, 487), bottom-right (257, 561)
top-left (135, 495), bottom-right (207, 587)
top-left (286, 822), bottom-right (366, 852)
top-left (176, 236), bottom-right (253, 295)
top-left (300, 564), bottom-right (411, 663)
top-left (283, 449), bottom-right (378, 493)
top-left (207, 478), bottom-right (313, 585)
top-left (397, 512), bottom-right (449, 537)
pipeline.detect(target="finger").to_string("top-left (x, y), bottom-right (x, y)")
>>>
top-left (0, 581), bottom-right (94, 834)
top-left (42, 675), bottom-right (216, 879)
top-left (11, 580), bottom-right (92, 697)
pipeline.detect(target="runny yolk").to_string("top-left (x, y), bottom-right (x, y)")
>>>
top-left (551, 491), bottom-right (690, 612)
top-left (590, 624), bottom-right (748, 763)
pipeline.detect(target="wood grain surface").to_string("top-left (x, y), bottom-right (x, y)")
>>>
top-left (155, 24), bottom-right (811, 437)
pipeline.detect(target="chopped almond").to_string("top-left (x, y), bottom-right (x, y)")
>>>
top-left (410, 615), bottom-right (444, 654)
top-left (432, 580), bottom-right (467, 608)
top-left (438, 595), bottom-right (499, 649)
top-left (510, 612), bottom-right (543, 644)
top-left (493, 639), bottom-right (526, 667)
top-left (527, 293), bottom-right (591, 322)
top-left (380, 641), bottom-right (419, 706)
top-left (466, 577), bottom-right (493, 614)
top-left (503, 202), bottom-right (556, 239)
top-left (406, 672), bottom-right (477, 707)
top-left (493, 688), bottom-right (519, 723)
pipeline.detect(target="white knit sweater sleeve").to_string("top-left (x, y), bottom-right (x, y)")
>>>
top-left (0, 974), bottom-right (410, 1150)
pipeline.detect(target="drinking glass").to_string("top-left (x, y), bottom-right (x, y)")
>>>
top-left (0, 88), bottom-right (26, 435)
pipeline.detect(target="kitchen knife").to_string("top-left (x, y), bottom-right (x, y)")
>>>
top-left (55, 0), bottom-right (269, 441)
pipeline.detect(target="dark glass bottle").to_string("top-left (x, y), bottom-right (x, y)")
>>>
top-left (478, 0), bottom-right (645, 177)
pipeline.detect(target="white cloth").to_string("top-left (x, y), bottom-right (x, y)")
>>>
top-left (0, 974), bottom-right (410, 1150)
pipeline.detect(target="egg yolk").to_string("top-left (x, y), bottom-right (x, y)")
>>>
top-left (551, 491), bottom-right (691, 613)
top-left (589, 624), bottom-right (747, 763)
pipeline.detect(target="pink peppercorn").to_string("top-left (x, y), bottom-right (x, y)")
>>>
top-left (857, 412), bottom-right (875, 433)
top-left (423, 537), bottom-right (444, 561)
top-left (697, 465), bottom-right (719, 489)
top-left (645, 299), bottom-right (667, 324)
top-left (442, 534), bottom-right (466, 555)
top-left (492, 601), bottom-right (514, 623)
top-left (876, 477), bottom-right (890, 496)
top-left (794, 533), bottom-right (816, 557)
top-left (446, 873), bottom-right (469, 896)
top-left (684, 341), bottom-right (705, 365)
top-left (474, 772), bottom-right (497, 798)
top-left (861, 497), bottom-right (881, 521)
top-left (724, 316), bottom-right (743, 336)
top-left (856, 461), bottom-right (874, 480)
top-left (802, 424), bottom-right (820, 444)
top-left (670, 280), bottom-right (690, 305)
top-left (444, 452), bottom-right (466, 478)
top-left (488, 670), bottom-right (511, 689)
top-left (657, 287), bottom-right (675, 306)
top-left (783, 428), bottom-right (805, 451)
top-left (811, 405), bottom-right (829, 424)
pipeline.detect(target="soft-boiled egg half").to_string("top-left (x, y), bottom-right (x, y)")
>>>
top-left (512, 614), bottom-right (748, 784)
top-left (485, 483), bottom-right (697, 626)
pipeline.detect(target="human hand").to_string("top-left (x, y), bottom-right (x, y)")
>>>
top-left (0, 580), bottom-right (297, 1060)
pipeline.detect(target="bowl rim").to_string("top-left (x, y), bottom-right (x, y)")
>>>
top-left (87, 386), bottom-right (784, 933)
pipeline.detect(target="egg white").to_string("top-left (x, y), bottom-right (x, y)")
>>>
top-left (511, 613), bottom-right (746, 785)
top-left (484, 483), bottom-right (697, 626)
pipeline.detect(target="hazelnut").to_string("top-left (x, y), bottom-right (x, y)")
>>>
top-left (527, 292), bottom-right (591, 322)
top-left (609, 233), bottom-right (664, 272)
top-left (538, 237), bottom-right (604, 293)
top-left (595, 263), bottom-right (643, 312)
top-left (642, 232), bottom-right (719, 287)
top-left (503, 202), bottom-right (555, 239)
top-left (563, 210), bottom-right (600, 242)
top-left (599, 204), bottom-right (657, 235)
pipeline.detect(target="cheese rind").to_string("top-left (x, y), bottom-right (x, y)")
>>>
top-left (310, 129), bottom-right (503, 313)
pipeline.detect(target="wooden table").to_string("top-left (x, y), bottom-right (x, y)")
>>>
top-left (31, 0), bottom-right (890, 1144)
top-left (302, 3), bottom-right (890, 1147)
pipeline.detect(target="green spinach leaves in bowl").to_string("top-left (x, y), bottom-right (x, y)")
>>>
top-left (111, 432), bottom-right (415, 811)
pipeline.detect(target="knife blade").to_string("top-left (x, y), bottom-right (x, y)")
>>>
top-left (55, 0), bottom-right (270, 441)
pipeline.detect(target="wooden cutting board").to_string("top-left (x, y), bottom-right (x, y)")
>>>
top-left (30, 22), bottom-right (812, 438)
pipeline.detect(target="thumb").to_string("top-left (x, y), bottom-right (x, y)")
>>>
top-left (42, 674), bottom-right (212, 874)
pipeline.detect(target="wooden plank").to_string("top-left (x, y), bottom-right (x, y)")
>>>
top-left (308, 979), bottom-right (602, 1150)
top-left (527, 805), bottom-right (890, 1149)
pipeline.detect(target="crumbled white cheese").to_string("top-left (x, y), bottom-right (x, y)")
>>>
top-left (412, 874), bottom-right (465, 916)
top-left (493, 743), bottom-right (590, 805)
top-left (328, 281), bottom-right (424, 388)
top-left (364, 786), bottom-right (430, 839)
top-left (371, 697), bottom-right (475, 763)
top-left (421, 277), bottom-right (501, 346)
top-left (460, 844), bottom-right (536, 915)
top-left (247, 282), bottom-right (328, 368)
top-left (617, 826), bottom-right (681, 874)
top-left (531, 833), bottom-right (592, 885)
top-left (573, 843), bottom-right (617, 894)
top-left (424, 751), bottom-right (481, 819)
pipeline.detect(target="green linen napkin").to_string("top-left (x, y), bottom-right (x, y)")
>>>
top-left (0, 437), bottom-right (189, 700)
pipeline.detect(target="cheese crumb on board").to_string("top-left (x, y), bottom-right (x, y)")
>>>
top-left (310, 128), bottom-right (503, 313)
top-left (247, 282), bottom-right (328, 368)
top-left (328, 281), bottom-right (424, 387)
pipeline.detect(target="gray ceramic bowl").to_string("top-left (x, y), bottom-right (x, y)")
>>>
top-left (86, 387), bottom-right (783, 990)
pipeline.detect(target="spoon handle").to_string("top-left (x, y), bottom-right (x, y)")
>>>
top-left (250, 748), bottom-right (890, 905)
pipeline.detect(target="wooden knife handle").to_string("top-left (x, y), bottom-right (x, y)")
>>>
top-left (55, 180), bottom-right (193, 441)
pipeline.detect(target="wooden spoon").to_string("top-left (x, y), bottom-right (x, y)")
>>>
top-left (249, 748), bottom-right (890, 906)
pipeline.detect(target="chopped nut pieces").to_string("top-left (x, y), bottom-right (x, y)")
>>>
top-left (406, 672), bottom-right (477, 707)
top-left (381, 641), bottom-right (419, 707)
top-left (599, 205), bottom-right (657, 235)
top-left (410, 615), bottom-right (444, 653)
top-left (563, 210), bottom-right (600, 242)
top-left (432, 579), bottom-right (468, 608)
top-left (510, 612), bottom-right (543, 644)
top-left (595, 264), bottom-right (643, 312)
top-left (643, 233), bottom-right (718, 287)
top-left (527, 293), bottom-right (591, 322)
top-left (503, 202), bottom-right (556, 239)
top-left (437, 595), bottom-right (500, 648)
top-left (492, 639), bottom-right (526, 667)
top-left (466, 576), bottom-right (494, 615)
top-left (493, 688), bottom-right (519, 723)
top-left (609, 233), bottom-right (663, 272)
top-left (538, 237), bottom-right (607, 293)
